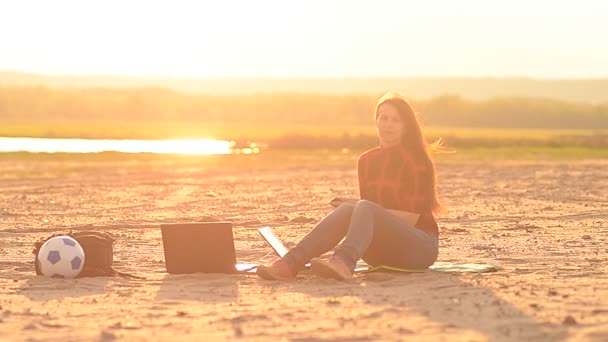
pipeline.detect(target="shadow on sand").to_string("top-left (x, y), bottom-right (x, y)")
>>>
top-left (18, 275), bottom-right (111, 301)
top-left (277, 271), bottom-right (568, 341)
top-left (154, 273), bottom-right (239, 303)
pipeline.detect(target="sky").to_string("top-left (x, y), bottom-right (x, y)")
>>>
top-left (0, 0), bottom-right (607, 79)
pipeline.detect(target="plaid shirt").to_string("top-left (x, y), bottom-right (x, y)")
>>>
top-left (358, 145), bottom-right (438, 237)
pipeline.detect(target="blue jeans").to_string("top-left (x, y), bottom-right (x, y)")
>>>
top-left (284, 200), bottom-right (439, 271)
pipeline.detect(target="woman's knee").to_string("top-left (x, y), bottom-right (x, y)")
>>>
top-left (354, 199), bottom-right (382, 212)
top-left (333, 202), bottom-right (355, 215)
top-left (338, 202), bottom-right (355, 209)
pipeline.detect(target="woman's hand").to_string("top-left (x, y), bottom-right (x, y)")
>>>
top-left (387, 209), bottom-right (420, 226)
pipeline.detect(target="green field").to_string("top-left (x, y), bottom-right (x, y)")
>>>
top-left (1, 120), bottom-right (606, 143)
top-left (0, 120), bottom-right (375, 140)
top-left (1, 121), bottom-right (607, 165)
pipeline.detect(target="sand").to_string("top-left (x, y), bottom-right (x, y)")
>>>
top-left (0, 158), bottom-right (607, 341)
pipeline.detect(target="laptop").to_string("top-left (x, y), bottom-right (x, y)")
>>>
top-left (160, 222), bottom-right (237, 274)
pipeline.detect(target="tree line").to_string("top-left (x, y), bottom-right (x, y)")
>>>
top-left (1, 86), bottom-right (607, 129)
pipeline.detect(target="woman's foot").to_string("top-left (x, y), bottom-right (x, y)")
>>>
top-left (310, 256), bottom-right (353, 280)
top-left (256, 258), bottom-right (296, 281)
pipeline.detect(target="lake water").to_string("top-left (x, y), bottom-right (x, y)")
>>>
top-left (0, 137), bottom-right (260, 155)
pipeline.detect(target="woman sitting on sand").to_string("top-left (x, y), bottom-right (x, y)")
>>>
top-left (257, 91), bottom-right (444, 280)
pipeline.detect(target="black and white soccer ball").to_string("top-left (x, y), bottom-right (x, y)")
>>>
top-left (37, 235), bottom-right (85, 279)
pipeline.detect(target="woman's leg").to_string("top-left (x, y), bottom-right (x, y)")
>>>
top-left (283, 203), bottom-right (354, 271)
top-left (333, 200), bottom-right (438, 270)
top-left (363, 223), bottom-right (438, 270)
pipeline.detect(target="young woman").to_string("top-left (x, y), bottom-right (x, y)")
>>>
top-left (257, 92), bottom-right (444, 280)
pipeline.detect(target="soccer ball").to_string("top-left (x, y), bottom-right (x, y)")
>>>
top-left (37, 236), bottom-right (85, 279)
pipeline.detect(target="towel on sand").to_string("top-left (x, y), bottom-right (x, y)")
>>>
top-left (355, 261), bottom-right (500, 273)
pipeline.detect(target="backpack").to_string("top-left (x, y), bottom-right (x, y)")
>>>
top-left (33, 230), bottom-right (139, 278)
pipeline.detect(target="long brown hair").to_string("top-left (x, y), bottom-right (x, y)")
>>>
top-left (375, 92), bottom-right (445, 215)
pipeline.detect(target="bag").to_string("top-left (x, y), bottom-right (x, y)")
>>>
top-left (33, 230), bottom-right (139, 278)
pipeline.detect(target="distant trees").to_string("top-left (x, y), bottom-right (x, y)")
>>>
top-left (421, 94), bottom-right (608, 129)
top-left (0, 86), bottom-right (607, 129)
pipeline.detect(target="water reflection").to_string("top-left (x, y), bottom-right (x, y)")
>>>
top-left (0, 137), bottom-right (260, 155)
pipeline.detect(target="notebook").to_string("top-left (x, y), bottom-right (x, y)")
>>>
top-left (160, 222), bottom-right (237, 274)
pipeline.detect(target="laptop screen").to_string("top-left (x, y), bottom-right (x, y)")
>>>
top-left (160, 222), bottom-right (236, 274)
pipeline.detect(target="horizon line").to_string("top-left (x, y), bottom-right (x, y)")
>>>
top-left (2, 70), bottom-right (608, 81)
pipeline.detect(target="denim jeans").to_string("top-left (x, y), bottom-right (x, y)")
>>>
top-left (284, 200), bottom-right (439, 271)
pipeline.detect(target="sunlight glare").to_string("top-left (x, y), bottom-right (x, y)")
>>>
top-left (0, 138), bottom-right (245, 155)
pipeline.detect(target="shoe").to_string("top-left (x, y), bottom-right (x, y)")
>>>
top-left (256, 258), bottom-right (296, 281)
top-left (310, 256), bottom-right (353, 280)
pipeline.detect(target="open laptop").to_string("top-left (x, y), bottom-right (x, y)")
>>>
top-left (160, 223), bottom-right (350, 275)
top-left (160, 222), bottom-right (237, 274)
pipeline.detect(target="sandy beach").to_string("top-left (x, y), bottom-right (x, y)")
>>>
top-left (1, 158), bottom-right (607, 341)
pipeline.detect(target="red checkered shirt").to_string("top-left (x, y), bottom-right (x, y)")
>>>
top-left (358, 144), bottom-right (439, 237)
